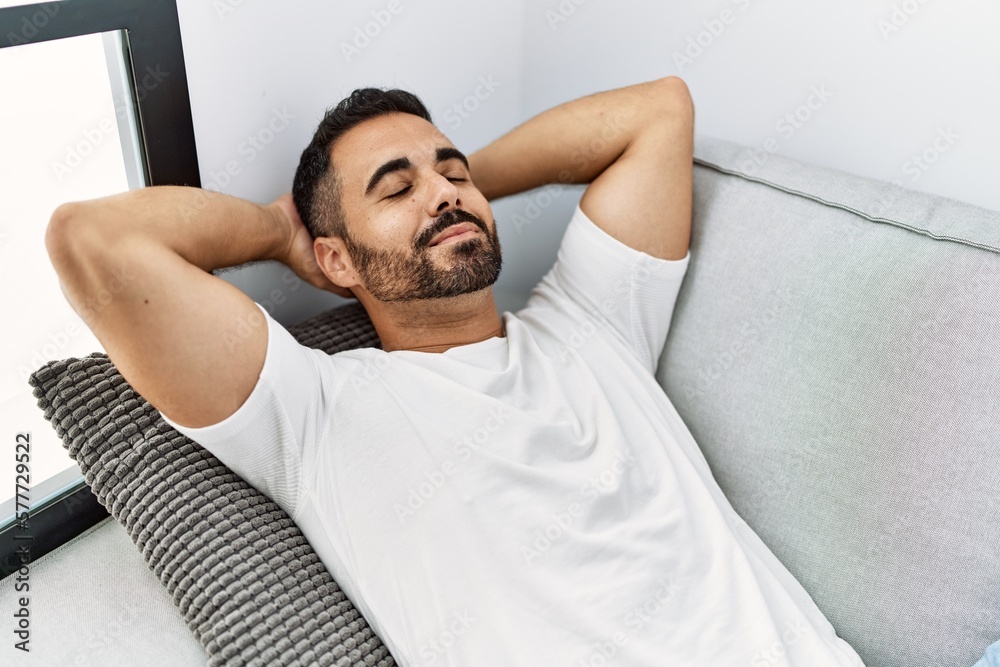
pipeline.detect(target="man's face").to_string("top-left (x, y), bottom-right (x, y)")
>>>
top-left (325, 112), bottom-right (502, 303)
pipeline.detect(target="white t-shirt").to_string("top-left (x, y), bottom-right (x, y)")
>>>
top-left (160, 205), bottom-right (865, 667)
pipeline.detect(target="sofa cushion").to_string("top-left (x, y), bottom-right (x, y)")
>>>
top-left (0, 517), bottom-right (208, 665)
top-left (28, 302), bottom-right (395, 667)
top-left (656, 134), bottom-right (1000, 667)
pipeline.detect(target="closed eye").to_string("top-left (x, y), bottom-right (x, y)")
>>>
top-left (386, 177), bottom-right (465, 200)
top-left (386, 185), bottom-right (411, 199)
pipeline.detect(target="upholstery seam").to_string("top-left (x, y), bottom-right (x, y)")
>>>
top-left (693, 157), bottom-right (1000, 255)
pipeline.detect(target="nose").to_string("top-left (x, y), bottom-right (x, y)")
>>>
top-left (424, 171), bottom-right (462, 218)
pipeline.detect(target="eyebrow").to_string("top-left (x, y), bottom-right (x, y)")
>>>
top-left (365, 147), bottom-right (470, 196)
top-left (436, 147), bottom-right (469, 170)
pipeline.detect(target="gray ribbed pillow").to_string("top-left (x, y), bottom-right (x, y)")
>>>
top-left (27, 302), bottom-right (394, 667)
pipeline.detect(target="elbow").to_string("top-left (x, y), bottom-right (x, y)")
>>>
top-left (649, 76), bottom-right (695, 132)
top-left (45, 202), bottom-right (80, 266)
top-left (45, 201), bottom-right (108, 272)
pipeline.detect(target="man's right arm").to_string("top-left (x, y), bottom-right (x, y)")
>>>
top-left (45, 186), bottom-right (295, 428)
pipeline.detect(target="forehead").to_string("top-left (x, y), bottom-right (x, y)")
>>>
top-left (331, 113), bottom-right (453, 185)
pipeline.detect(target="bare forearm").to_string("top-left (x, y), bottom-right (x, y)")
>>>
top-left (468, 77), bottom-right (675, 201)
top-left (47, 185), bottom-right (290, 273)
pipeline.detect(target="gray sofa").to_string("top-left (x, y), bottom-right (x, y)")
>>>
top-left (3, 134), bottom-right (997, 666)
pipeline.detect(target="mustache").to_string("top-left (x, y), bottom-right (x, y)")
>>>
top-left (425, 209), bottom-right (487, 245)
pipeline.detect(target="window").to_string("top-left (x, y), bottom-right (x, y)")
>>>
top-left (0, 0), bottom-right (199, 577)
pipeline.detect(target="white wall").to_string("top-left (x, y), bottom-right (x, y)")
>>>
top-left (174, 0), bottom-right (530, 322)
top-left (174, 0), bottom-right (1000, 324)
top-left (520, 0), bottom-right (998, 210)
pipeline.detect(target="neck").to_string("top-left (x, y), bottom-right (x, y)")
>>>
top-left (361, 288), bottom-right (505, 354)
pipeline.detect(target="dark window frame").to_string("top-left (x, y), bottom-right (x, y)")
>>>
top-left (0, 0), bottom-right (199, 579)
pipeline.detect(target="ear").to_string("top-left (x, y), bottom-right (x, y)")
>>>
top-left (314, 236), bottom-right (359, 292)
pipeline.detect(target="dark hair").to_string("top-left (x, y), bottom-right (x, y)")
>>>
top-left (292, 88), bottom-right (432, 240)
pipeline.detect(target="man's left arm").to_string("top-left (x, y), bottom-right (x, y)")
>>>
top-left (468, 76), bottom-right (694, 261)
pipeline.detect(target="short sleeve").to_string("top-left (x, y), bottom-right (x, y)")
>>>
top-left (524, 204), bottom-right (690, 374)
top-left (158, 302), bottom-right (335, 519)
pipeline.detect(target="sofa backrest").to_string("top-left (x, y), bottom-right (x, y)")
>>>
top-left (656, 134), bottom-right (1000, 667)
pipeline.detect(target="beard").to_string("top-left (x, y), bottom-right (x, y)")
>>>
top-left (343, 208), bottom-right (503, 303)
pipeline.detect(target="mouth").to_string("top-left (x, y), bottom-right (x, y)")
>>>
top-left (429, 223), bottom-right (480, 247)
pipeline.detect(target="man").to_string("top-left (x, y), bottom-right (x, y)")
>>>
top-left (46, 78), bottom-right (864, 665)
